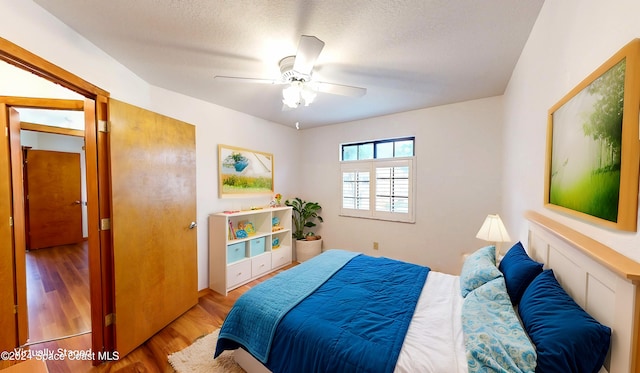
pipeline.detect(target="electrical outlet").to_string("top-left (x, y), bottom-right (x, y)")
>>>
top-left (373, 241), bottom-right (379, 250)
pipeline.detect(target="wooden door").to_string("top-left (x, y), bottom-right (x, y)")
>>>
top-left (109, 99), bottom-right (197, 357)
top-left (7, 108), bottom-right (27, 345)
top-left (0, 105), bottom-right (18, 351)
top-left (26, 150), bottom-right (83, 249)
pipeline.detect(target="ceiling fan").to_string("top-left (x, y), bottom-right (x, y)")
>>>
top-left (214, 35), bottom-right (367, 109)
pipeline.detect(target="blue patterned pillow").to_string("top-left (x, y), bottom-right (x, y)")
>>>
top-left (460, 245), bottom-right (502, 297)
top-left (518, 270), bottom-right (611, 373)
top-left (462, 277), bottom-right (537, 372)
top-left (498, 242), bottom-right (543, 306)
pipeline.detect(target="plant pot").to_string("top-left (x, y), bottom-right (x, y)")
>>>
top-left (234, 159), bottom-right (248, 172)
top-left (295, 238), bottom-right (323, 262)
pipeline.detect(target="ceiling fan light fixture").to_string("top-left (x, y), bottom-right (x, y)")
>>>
top-left (282, 83), bottom-right (302, 108)
top-left (282, 80), bottom-right (318, 108)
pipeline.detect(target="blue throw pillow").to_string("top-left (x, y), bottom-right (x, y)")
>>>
top-left (498, 242), bottom-right (543, 305)
top-left (518, 270), bottom-right (611, 373)
top-left (460, 245), bottom-right (502, 297)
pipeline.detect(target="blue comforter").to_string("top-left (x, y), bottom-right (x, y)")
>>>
top-left (216, 250), bottom-right (430, 373)
top-left (215, 249), bottom-right (359, 362)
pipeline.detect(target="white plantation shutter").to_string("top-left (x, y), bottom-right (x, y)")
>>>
top-left (341, 158), bottom-right (415, 222)
top-left (341, 161), bottom-right (371, 218)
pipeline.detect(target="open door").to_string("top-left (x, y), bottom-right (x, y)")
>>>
top-left (109, 99), bottom-right (198, 357)
top-left (0, 104), bottom-right (18, 351)
top-left (6, 106), bottom-right (28, 346)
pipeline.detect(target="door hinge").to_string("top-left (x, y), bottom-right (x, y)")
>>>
top-left (105, 313), bottom-right (115, 326)
top-left (98, 120), bottom-right (109, 133)
top-left (9, 216), bottom-right (13, 226)
top-left (13, 305), bottom-right (17, 314)
top-left (100, 218), bottom-right (111, 231)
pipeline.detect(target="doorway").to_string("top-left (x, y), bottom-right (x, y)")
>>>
top-left (0, 37), bottom-right (110, 360)
top-left (18, 114), bottom-right (90, 344)
top-left (0, 94), bottom-right (106, 361)
top-left (4, 104), bottom-right (92, 346)
top-left (1, 36), bottom-right (198, 364)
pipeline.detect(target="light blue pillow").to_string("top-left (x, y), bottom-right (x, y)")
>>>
top-left (462, 277), bottom-right (537, 372)
top-left (460, 245), bottom-right (502, 297)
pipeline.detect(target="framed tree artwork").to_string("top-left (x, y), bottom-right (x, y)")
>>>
top-left (218, 144), bottom-right (274, 197)
top-left (545, 39), bottom-right (640, 231)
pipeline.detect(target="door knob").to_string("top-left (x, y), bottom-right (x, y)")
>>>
top-left (73, 200), bottom-right (82, 205)
top-left (189, 222), bottom-right (197, 229)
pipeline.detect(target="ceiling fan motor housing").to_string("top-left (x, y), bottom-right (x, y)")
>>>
top-left (279, 56), bottom-right (307, 82)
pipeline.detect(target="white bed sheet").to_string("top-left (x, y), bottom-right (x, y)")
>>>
top-left (394, 271), bottom-right (468, 373)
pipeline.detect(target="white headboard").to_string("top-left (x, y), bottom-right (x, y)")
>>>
top-left (526, 211), bottom-right (640, 373)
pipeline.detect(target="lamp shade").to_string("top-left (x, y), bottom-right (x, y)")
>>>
top-left (476, 214), bottom-right (511, 243)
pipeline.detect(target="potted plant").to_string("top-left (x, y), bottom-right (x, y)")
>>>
top-left (222, 152), bottom-right (249, 172)
top-left (285, 197), bottom-right (323, 262)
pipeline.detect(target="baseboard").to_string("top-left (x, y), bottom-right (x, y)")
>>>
top-left (198, 288), bottom-right (214, 298)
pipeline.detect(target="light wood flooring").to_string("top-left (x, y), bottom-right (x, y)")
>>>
top-left (2, 263), bottom-right (294, 373)
top-left (25, 242), bottom-right (91, 344)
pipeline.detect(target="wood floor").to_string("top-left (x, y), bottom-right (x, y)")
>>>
top-left (3, 263), bottom-right (294, 373)
top-left (26, 242), bottom-right (91, 344)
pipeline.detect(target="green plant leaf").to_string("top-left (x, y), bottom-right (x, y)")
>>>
top-left (285, 197), bottom-right (323, 239)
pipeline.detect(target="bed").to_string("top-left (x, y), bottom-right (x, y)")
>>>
top-left (214, 210), bottom-right (640, 373)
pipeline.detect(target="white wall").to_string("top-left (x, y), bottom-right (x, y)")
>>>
top-left (503, 0), bottom-right (640, 260)
top-left (300, 96), bottom-right (505, 273)
top-left (1, 1), bottom-right (300, 290)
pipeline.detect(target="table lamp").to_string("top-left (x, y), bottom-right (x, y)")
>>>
top-left (476, 214), bottom-right (511, 256)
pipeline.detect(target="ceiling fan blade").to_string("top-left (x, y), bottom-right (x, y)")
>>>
top-left (317, 82), bottom-right (367, 97)
top-left (214, 75), bottom-right (284, 85)
top-left (293, 35), bottom-right (325, 76)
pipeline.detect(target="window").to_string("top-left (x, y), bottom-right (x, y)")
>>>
top-left (340, 138), bottom-right (415, 223)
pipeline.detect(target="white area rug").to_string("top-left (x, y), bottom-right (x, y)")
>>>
top-left (168, 329), bottom-right (245, 373)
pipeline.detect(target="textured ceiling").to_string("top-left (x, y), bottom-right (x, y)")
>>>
top-left (32, 0), bottom-right (544, 129)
